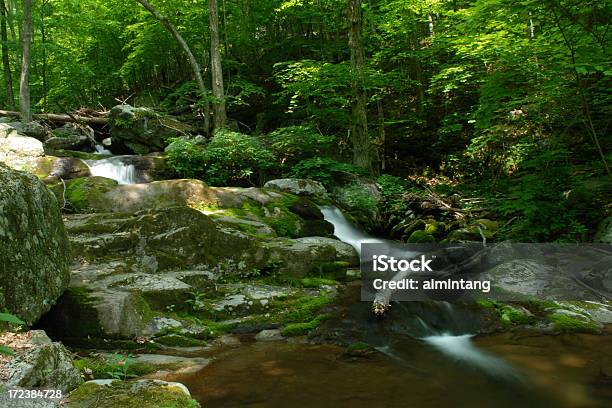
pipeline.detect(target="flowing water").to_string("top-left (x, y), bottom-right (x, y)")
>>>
top-left (85, 155), bottom-right (138, 184)
top-left (164, 206), bottom-right (611, 407)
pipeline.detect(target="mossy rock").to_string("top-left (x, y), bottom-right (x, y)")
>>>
top-left (68, 380), bottom-right (200, 408)
top-left (424, 220), bottom-right (447, 237)
top-left (407, 230), bottom-right (436, 243)
top-left (64, 176), bottom-right (118, 212)
top-left (548, 310), bottom-right (601, 333)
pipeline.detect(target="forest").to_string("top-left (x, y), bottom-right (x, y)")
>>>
top-left (0, 0), bottom-right (607, 242)
top-left (0, 1), bottom-right (611, 407)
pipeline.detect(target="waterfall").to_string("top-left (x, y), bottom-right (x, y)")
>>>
top-left (85, 156), bottom-right (138, 185)
top-left (94, 144), bottom-right (112, 155)
top-left (320, 204), bottom-right (521, 380)
top-left (319, 205), bottom-right (385, 255)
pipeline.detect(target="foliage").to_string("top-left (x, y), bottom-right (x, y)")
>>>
top-left (289, 157), bottom-right (365, 188)
top-left (0, 313), bottom-right (26, 356)
top-left (262, 126), bottom-right (334, 170)
top-left (74, 353), bottom-right (155, 380)
top-left (166, 131), bottom-right (276, 186)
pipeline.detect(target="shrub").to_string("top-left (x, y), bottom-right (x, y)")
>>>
top-left (289, 157), bottom-right (365, 187)
top-left (262, 126), bottom-right (334, 169)
top-left (166, 131), bottom-right (276, 186)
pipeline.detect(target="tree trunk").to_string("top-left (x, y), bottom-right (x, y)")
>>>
top-left (0, 109), bottom-right (108, 125)
top-left (347, 0), bottom-right (371, 172)
top-left (0, 0), bottom-right (14, 109)
top-left (209, 0), bottom-right (226, 129)
top-left (19, 0), bottom-right (31, 124)
top-left (135, 0), bottom-right (211, 133)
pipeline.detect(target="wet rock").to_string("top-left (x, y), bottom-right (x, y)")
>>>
top-left (255, 329), bottom-right (284, 342)
top-left (0, 330), bottom-right (82, 393)
top-left (264, 178), bottom-right (327, 196)
top-left (0, 164), bottom-right (70, 324)
top-left (142, 317), bottom-right (183, 337)
top-left (594, 216), bottom-right (612, 243)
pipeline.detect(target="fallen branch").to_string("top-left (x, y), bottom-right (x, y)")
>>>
top-left (0, 110), bottom-right (108, 125)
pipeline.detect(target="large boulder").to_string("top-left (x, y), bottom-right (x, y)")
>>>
top-left (109, 105), bottom-right (192, 154)
top-left (67, 379), bottom-right (199, 408)
top-left (0, 330), bottom-right (82, 393)
top-left (0, 123), bottom-right (45, 171)
top-left (329, 172), bottom-right (382, 230)
top-left (264, 178), bottom-right (327, 197)
top-left (0, 164), bottom-right (70, 324)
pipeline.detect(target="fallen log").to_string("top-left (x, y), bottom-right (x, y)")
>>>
top-left (0, 110), bottom-right (108, 125)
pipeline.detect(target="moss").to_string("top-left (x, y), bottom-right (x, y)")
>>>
top-left (54, 149), bottom-right (107, 160)
top-left (548, 312), bottom-right (600, 333)
top-left (74, 355), bottom-right (156, 380)
top-left (64, 177), bottom-right (117, 212)
top-left (68, 381), bottom-right (200, 408)
top-left (407, 230), bottom-right (436, 243)
top-left (281, 314), bottom-right (328, 337)
top-left (346, 342), bottom-right (371, 352)
top-left (301, 277), bottom-right (337, 288)
top-left (499, 305), bottom-right (532, 327)
top-left (154, 334), bottom-right (208, 347)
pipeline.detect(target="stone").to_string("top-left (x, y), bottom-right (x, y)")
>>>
top-left (45, 123), bottom-right (94, 151)
top-left (0, 124), bottom-right (45, 171)
top-left (67, 379), bottom-right (200, 408)
top-left (0, 330), bottom-right (82, 393)
top-left (0, 164), bottom-right (70, 324)
top-left (255, 329), bottom-right (284, 342)
top-left (264, 178), bottom-right (327, 196)
top-left (109, 105), bottom-right (193, 154)
top-left (330, 172), bottom-right (382, 229)
top-left (130, 354), bottom-right (210, 371)
top-left (142, 317), bottom-right (183, 337)
top-left (33, 156), bottom-right (91, 183)
top-left (594, 216), bottom-right (612, 243)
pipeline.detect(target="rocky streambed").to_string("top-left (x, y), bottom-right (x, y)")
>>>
top-left (1, 121), bottom-right (611, 407)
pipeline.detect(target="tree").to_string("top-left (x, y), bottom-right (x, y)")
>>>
top-left (209, 0), bottom-right (226, 129)
top-left (347, 0), bottom-right (371, 172)
top-left (0, 0), bottom-right (14, 110)
top-left (134, 0), bottom-right (211, 132)
top-left (20, 0), bottom-right (32, 123)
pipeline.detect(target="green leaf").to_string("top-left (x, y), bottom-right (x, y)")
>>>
top-left (0, 345), bottom-right (15, 356)
top-left (0, 313), bottom-right (26, 325)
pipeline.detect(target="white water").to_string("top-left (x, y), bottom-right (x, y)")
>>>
top-left (320, 205), bottom-right (520, 380)
top-left (423, 334), bottom-right (520, 380)
top-left (319, 205), bottom-right (385, 255)
top-left (85, 156), bottom-right (138, 184)
top-left (94, 144), bottom-right (111, 155)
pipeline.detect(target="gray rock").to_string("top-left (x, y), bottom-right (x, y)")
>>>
top-left (131, 354), bottom-right (210, 370)
top-left (264, 178), bottom-right (327, 196)
top-left (142, 317), bottom-right (183, 336)
top-left (0, 164), bottom-right (70, 324)
top-left (255, 329), bottom-right (284, 342)
top-left (0, 124), bottom-right (45, 171)
top-left (1, 331), bottom-right (82, 393)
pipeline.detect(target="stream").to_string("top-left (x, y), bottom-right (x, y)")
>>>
top-left (83, 155), bottom-right (611, 408)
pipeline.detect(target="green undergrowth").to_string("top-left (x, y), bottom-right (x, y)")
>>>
top-left (74, 354), bottom-right (156, 380)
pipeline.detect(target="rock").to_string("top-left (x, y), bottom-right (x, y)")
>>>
top-left (130, 354), bottom-right (210, 371)
top-left (34, 156), bottom-right (91, 183)
top-left (0, 389), bottom-right (61, 407)
top-left (594, 216), bottom-right (612, 243)
top-left (255, 329), bottom-right (284, 341)
top-left (0, 123), bottom-right (45, 171)
top-left (45, 124), bottom-right (94, 151)
top-left (109, 105), bottom-right (193, 154)
top-left (264, 178), bottom-right (327, 196)
top-left (67, 379), bottom-right (200, 408)
top-left (213, 216), bottom-right (277, 237)
top-left (142, 317), bottom-right (183, 337)
top-left (407, 230), bottom-right (436, 243)
top-left (265, 236), bottom-right (358, 277)
top-left (6, 120), bottom-right (49, 141)
top-left (64, 176), bottom-right (118, 212)
top-left (447, 219), bottom-right (499, 242)
top-left (0, 164), bottom-right (70, 324)
top-left (330, 172), bottom-right (382, 229)
top-left (63, 178), bottom-right (214, 213)
top-left (0, 330), bottom-right (82, 393)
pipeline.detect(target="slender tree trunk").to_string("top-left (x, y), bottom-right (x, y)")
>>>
top-left (135, 0), bottom-right (211, 133)
top-left (208, 0), bottom-right (226, 129)
top-left (347, 0), bottom-right (371, 172)
top-left (19, 0), bottom-right (32, 123)
top-left (40, 0), bottom-right (48, 111)
top-left (0, 0), bottom-right (14, 109)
